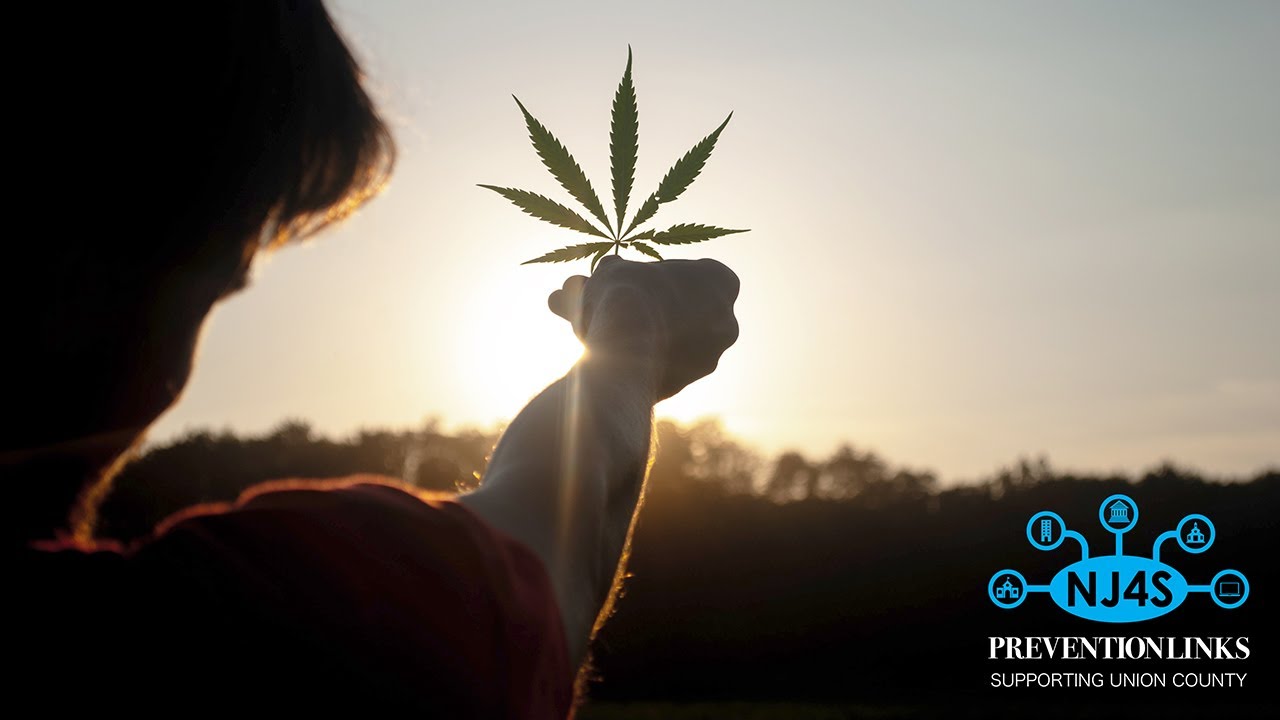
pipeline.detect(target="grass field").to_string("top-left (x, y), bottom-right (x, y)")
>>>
top-left (578, 704), bottom-right (922, 720)
top-left (576, 702), bottom-right (1274, 719)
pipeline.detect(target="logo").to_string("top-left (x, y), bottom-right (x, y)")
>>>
top-left (988, 494), bottom-right (1248, 622)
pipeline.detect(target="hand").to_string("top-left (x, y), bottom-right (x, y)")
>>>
top-left (548, 256), bottom-right (740, 399)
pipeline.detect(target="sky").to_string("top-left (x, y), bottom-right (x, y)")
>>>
top-left (151, 0), bottom-right (1280, 481)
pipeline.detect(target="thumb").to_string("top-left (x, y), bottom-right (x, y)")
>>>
top-left (548, 274), bottom-right (588, 327)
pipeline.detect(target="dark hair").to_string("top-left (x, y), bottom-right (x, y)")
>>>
top-left (155, 1), bottom-right (396, 248)
top-left (4, 1), bottom-right (396, 542)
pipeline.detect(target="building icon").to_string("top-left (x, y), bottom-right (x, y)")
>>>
top-left (1108, 500), bottom-right (1129, 523)
top-left (995, 578), bottom-right (1020, 600)
top-left (1186, 522), bottom-right (1205, 544)
top-left (1040, 518), bottom-right (1052, 542)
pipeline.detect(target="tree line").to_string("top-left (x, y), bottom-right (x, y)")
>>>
top-left (100, 419), bottom-right (1278, 709)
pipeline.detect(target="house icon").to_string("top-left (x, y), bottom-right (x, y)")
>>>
top-left (1186, 522), bottom-right (1205, 544)
top-left (1108, 500), bottom-right (1129, 523)
top-left (995, 578), bottom-right (1020, 600)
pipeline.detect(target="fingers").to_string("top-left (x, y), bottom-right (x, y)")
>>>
top-left (594, 255), bottom-right (624, 272)
top-left (716, 314), bottom-right (740, 351)
top-left (692, 258), bottom-right (741, 303)
top-left (551, 256), bottom-right (742, 400)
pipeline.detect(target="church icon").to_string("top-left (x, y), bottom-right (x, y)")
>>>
top-left (1108, 500), bottom-right (1130, 524)
top-left (994, 577), bottom-right (1021, 600)
top-left (1186, 522), bottom-right (1205, 544)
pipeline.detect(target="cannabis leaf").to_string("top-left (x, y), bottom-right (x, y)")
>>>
top-left (477, 185), bottom-right (610, 239)
top-left (610, 48), bottom-right (638, 235)
top-left (513, 97), bottom-right (614, 236)
top-left (621, 114), bottom-right (732, 238)
top-left (648, 223), bottom-right (748, 245)
top-left (481, 48), bottom-right (748, 267)
top-left (521, 242), bottom-right (616, 265)
top-left (630, 241), bottom-right (663, 260)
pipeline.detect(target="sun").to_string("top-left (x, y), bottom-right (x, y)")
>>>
top-left (450, 270), bottom-right (585, 423)
top-left (447, 264), bottom-right (738, 429)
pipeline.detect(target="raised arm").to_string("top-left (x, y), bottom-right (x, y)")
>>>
top-left (459, 256), bottom-right (740, 667)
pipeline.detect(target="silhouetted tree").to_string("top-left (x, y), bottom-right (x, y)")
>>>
top-left (766, 451), bottom-right (818, 501)
top-left (96, 418), bottom-right (1279, 709)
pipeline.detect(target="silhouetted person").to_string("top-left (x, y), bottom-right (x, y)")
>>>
top-left (6, 2), bottom-right (739, 716)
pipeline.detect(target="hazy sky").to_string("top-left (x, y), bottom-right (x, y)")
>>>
top-left (152, 0), bottom-right (1279, 480)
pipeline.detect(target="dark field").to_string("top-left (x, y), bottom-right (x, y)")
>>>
top-left (578, 703), bottom-right (1276, 719)
top-left (105, 420), bottom-right (1279, 714)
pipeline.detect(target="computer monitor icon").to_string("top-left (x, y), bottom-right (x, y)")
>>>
top-left (1219, 581), bottom-right (1241, 598)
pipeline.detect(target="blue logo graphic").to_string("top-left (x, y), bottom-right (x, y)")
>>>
top-left (988, 494), bottom-right (1248, 622)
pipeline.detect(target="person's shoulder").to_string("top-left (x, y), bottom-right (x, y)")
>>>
top-left (19, 476), bottom-right (573, 715)
top-left (137, 476), bottom-right (518, 590)
top-left (133, 475), bottom-right (478, 605)
top-left (132, 475), bottom-right (574, 716)
top-left (152, 474), bottom-right (452, 535)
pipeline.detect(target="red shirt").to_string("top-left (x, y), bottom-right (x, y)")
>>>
top-left (16, 477), bottom-right (574, 717)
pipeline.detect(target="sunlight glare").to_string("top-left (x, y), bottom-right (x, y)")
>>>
top-left (451, 270), bottom-right (585, 423)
